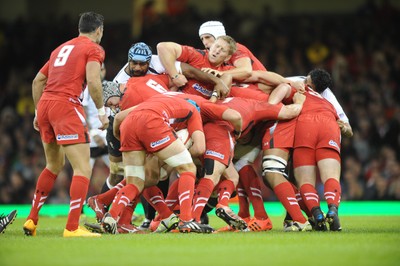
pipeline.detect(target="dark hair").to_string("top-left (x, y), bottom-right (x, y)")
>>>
top-left (308, 68), bottom-right (333, 93)
top-left (78, 12), bottom-right (104, 33)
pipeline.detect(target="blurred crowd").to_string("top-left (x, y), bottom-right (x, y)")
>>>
top-left (0, 0), bottom-right (399, 204)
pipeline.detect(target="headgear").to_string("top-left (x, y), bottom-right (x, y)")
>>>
top-left (198, 21), bottom-right (226, 39)
top-left (128, 42), bottom-right (152, 62)
top-left (102, 81), bottom-right (122, 105)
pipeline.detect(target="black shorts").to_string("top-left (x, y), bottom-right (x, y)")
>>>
top-left (106, 116), bottom-right (122, 157)
top-left (90, 146), bottom-right (108, 158)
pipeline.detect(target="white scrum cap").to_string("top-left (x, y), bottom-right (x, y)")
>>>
top-left (198, 21), bottom-right (226, 39)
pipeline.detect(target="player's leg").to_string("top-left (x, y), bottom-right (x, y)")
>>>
top-left (62, 142), bottom-right (101, 237)
top-left (293, 147), bottom-right (327, 231)
top-left (318, 150), bottom-right (342, 231)
top-left (24, 141), bottom-right (64, 236)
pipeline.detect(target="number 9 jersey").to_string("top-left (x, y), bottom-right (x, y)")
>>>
top-left (39, 36), bottom-right (105, 104)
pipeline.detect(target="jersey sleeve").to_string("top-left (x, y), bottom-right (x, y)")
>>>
top-left (177, 46), bottom-right (205, 68)
top-left (200, 102), bottom-right (229, 123)
top-left (186, 107), bottom-right (204, 135)
top-left (321, 88), bottom-right (349, 123)
top-left (39, 61), bottom-right (50, 77)
top-left (87, 44), bottom-right (105, 64)
top-left (149, 55), bottom-right (182, 75)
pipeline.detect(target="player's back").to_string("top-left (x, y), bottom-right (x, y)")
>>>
top-left (133, 94), bottom-right (197, 119)
top-left (120, 74), bottom-right (170, 110)
top-left (42, 36), bottom-right (104, 103)
top-left (301, 87), bottom-right (338, 119)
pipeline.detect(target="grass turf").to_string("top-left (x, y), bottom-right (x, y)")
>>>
top-left (1, 213), bottom-right (399, 266)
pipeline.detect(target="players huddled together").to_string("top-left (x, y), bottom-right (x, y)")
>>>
top-left (23, 13), bottom-right (353, 237)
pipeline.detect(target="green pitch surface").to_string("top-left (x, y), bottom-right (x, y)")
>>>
top-left (1, 202), bottom-right (399, 266)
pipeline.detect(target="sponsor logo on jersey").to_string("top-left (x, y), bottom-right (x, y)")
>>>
top-left (329, 140), bottom-right (340, 150)
top-left (150, 135), bottom-right (171, 148)
top-left (56, 134), bottom-right (79, 141)
top-left (205, 150), bottom-right (224, 159)
top-left (192, 83), bottom-right (212, 97)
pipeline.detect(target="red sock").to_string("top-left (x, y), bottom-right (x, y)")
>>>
top-left (324, 178), bottom-right (341, 207)
top-left (109, 183), bottom-right (140, 220)
top-left (142, 186), bottom-right (172, 219)
top-left (217, 179), bottom-right (235, 207)
top-left (192, 178), bottom-right (214, 222)
top-left (97, 179), bottom-right (126, 206)
top-left (292, 183), bottom-right (312, 217)
top-left (274, 182), bottom-right (306, 223)
top-left (178, 172), bottom-right (196, 221)
top-left (237, 178), bottom-right (250, 219)
top-left (27, 168), bottom-right (57, 224)
top-left (165, 178), bottom-right (179, 211)
top-left (249, 175), bottom-right (268, 219)
top-left (300, 183), bottom-right (320, 213)
top-left (118, 197), bottom-right (139, 225)
top-left (66, 176), bottom-right (90, 231)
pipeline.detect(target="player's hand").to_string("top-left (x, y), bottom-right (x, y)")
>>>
top-left (214, 80), bottom-right (230, 99)
top-left (93, 134), bottom-right (106, 148)
top-left (337, 120), bottom-right (353, 137)
top-left (171, 73), bottom-right (188, 88)
top-left (290, 81), bottom-right (305, 92)
top-left (293, 92), bottom-right (306, 104)
top-left (201, 68), bottom-right (222, 77)
top-left (33, 116), bottom-right (39, 131)
top-left (98, 114), bottom-right (109, 131)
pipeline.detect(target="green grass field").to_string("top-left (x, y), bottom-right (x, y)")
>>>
top-left (1, 202), bottom-right (400, 266)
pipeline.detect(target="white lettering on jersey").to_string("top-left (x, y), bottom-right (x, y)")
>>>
top-left (54, 45), bottom-right (74, 67)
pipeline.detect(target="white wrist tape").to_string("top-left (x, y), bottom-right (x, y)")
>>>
top-left (97, 106), bottom-right (106, 116)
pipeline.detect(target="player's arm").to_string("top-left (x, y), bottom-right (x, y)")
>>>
top-left (277, 92), bottom-right (306, 120)
top-left (337, 120), bottom-right (353, 137)
top-left (87, 61), bottom-right (109, 130)
top-left (32, 72), bottom-right (47, 108)
top-left (268, 83), bottom-right (293, 104)
top-left (186, 110), bottom-right (206, 157)
top-left (321, 88), bottom-right (353, 138)
top-left (32, 69), bottom-right (47, 131)
top-left (157, 42), bottom-right (187, 87)
top-left (181, 63), bottom-right (231, 100)
top-left (113, 106), bottom-right (137, 140)
top-left (245, 70), bottom-right (305, 92)
top-left (202, 57), bottom-right (252, 81)
top-left (221, 108), bottom-right (243, 139)
top-left (189, 130), bottom-right (206, 158)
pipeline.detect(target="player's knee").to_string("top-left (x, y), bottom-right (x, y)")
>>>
top-left (175, 162), bottom-right (196, 174)
top-left (109, 173), bottom-right (123, 186)
top-left (110, 161), bottom-right (124, 176)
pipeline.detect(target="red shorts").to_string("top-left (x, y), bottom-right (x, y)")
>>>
top-left (293, 147), bottom-right (340, 168)
top-left (262, 118), bottom-right (297, 152)
top-left (293, 114), bottom-right (341, 167)
top-left (120, 112), bottom-right (176, 153)
top-left (37, 100), bottom-right (89, 145)
top-left (203, 122), bottom-right (234, 166)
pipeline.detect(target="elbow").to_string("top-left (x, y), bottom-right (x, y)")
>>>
top-left (242, 69), bottom-right (252, 79)
top-left (231, 112), bottom-right (243, 131)
top-left (156, 42), bottom-right (169, 55)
